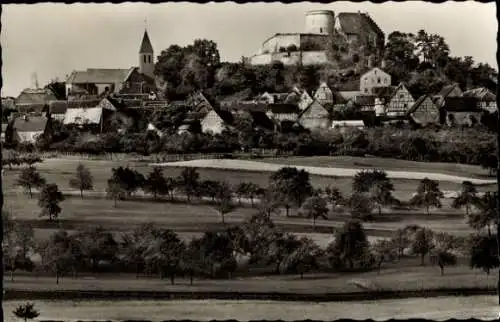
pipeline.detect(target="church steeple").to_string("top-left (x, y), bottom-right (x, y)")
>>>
top-left (139, 28), bottom-right (154, 78)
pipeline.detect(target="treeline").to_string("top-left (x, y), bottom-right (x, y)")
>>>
top-left (12, 122), bottom-right (498, 174)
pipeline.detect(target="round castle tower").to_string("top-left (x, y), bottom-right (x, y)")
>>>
top-left (304, 10), bottom-right (334, 35)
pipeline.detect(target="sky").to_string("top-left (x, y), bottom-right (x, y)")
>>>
top-left (1, 1), bottom-right (497, 97)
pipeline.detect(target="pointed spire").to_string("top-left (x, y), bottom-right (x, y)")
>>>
top-left (139, 29), bottom-right (153, 54)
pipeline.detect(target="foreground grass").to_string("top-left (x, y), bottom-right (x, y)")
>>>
top-left (4, 259), bottom-right (496, 295)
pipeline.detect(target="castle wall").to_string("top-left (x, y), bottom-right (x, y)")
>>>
top-left (262, 34), bottom-right (301, 54)
top-left (305, 10), bottom-right (334, 35)
top-left (300, 34), bottom-right (329, 50)
top-left (249, 51), bottom-right (328, 66)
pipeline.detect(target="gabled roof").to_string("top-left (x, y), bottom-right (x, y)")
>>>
top-left (13, 115), bottom-right (48, 132)
top-left (139, 30), bottom-right (154, 54)
top-left (407, 95), bottom-right (435, 115)
top-left (212, 108), bottom-right (234, 124)
top-left (298, 100), bottom-right (329, 118)
top-left (337, 12), bottom-right (384, 37)
top-left (248, 110), bottom-right (275, 130)
top-left (442, 97), bottom-right (480, 112)
top-left (66, 68), bottom-right (135, 84)
top-left (15, 88), bottom-right (58, 105)
top-left (439, 83), bottom-right (462, 98)
top-left (63, 107), bottom-right (103, 125)
top-left (463, 87), bottom-right (496, 102)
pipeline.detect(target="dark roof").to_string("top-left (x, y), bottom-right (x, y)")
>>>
top-left (248, 110), bottom-right (275, 130)
top-left (439, 83), bottom-right (461, 98)
top-left (267, 104), bottom-right (299, 114)
top-left (15, 103), bottom-right (47, 114)
top-left (337, 12), bottom-right (384, 37)
top-left (463, 87), bottom-right (496, 102)
top-left (213, 108), bottom-right (234, 124)
top-left (139, 30), bottom-right (154, 53)
top-left (353, 95), bottom-right (376, 106)
top-left (66, 99), bottom-right (101, 109)
top-left (48, 101), bottom-right (69, 114)
top-left (13, 115), bottom-right (48, 132)
top-left (15, 88), bottom-right (58, 105)
top-left (67, 68), bottom-right (135, 84)
top-left (407, 95), bottom-right (433, 115)
top-left (372, 86), bottom-right (397, 99)
top-left (442, 97), bottom-right (480, 112)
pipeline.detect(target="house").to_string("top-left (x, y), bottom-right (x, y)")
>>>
top-left (11, 115), bottom-right (50, 144)
top-left (335, 91), bottom-right (362, 103)
top-left (63, 98), bottom-right (117, 133)
top-left (15, 88), bottom-right (58, 113)
top-left (351, 94), bottom-right (376, 111)
top-left (406, 95), bottom-right (440, 126)
top-left (440, 97), bottom-right (482, 127)
top-left (298, 100), bottom-right (331, 131)
top-left (187, 91), bottom-right (215, 115)
top-left (256, 92), bottom-right (290, 104)
top-left (313, 82), bottom-right (334, 105)
top-left (331, 119), bottom-right (365, 130)
top-left (359, 68), bottom-right (391, 95)
top-left (463, 87), bottom-right (497, 113)
top-left (380, 83), bottom-right (415, 117)
top-left (47, 101), bottom-right (68, 121)
top-left (66, 67), bottom-right (154, 99)
top-left (265, 104), bottom-right (299, 123)
top-left (66, 30), bottom-right (156, 99)
top-left (433, 83), bottom-right (463, 108)
top-left (200, 108), bottom-right (234, 135)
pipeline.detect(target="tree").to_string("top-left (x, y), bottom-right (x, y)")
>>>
top-left (324, 186), bottom-right (344, 209)
top-left (257, 188), bottom-right (281, 218)
top-left (383, 31), bottom-right (419, 83)
top-left (269, 167), bottom-right (313, 216)
top-left (13, 303), bottom-right (40, 322)
top-left (348, 193), bottom-right (373, 221)
top-left (327, 219), bottom-right (370, 270)
top-left (195, 231), bottom-right (236, 277)
top-left (371, 239), bottom-right (398, 274)
top-left (467, 191), bottom-right (498, 237)
top-left (144, 167), bottom-right (168, 199)
top-left (40, 230), bottom-right (82, 284)
top-left (106, 179), bottom-right (126, 208)
top-left (415, 29), bottom-right (450, 70)
top-left (280, 237), bottom-right (323, 279)
top-left (214, 181), bottom-right (234, 224)
top-left (234, 182), bottom-right (248, 205)
top-left (177, 167), bottom-right (200, 203)
top-left (143, 229), bottom-right (185, 284)
top-left (16, 166), bottom-right (46, 198)
top-left (410, 178), bottom-right (444, 215)
top-left (121, 223), bottom-right (158, 278)
top-left (241, 213), bottom-right (279, 264)
top-left (469, 233), bottom-right (499, 275)
top-left (352, 169), bottom-right (394, 195)
top-left (75, 226), bottom-right (118, 272)
top-left (69, 163), bottom-right (93, 199)
top-left (38, 183), bottom-right (64, 221)
top-left (299, 196), bottom-right (329, 229)
top-left (452, 181), bottom-right (479, 217)
top-left (430, 232), bottom-right (457, 275)
top-left (410, 227), bottom-right (434, 265)
top-left (267, 233), bottom-right (302, 274)
top-left (109, 167), bottom-right (145, 198)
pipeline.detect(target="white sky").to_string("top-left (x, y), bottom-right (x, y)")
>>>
top-left (1, 1), bottom-right (497, 97)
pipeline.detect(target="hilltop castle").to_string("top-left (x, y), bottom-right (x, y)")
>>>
top-left (248, 10), bottom-right (385, 67)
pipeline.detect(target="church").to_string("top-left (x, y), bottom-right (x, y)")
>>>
top-left (65, 29), bottom-right (157, 100)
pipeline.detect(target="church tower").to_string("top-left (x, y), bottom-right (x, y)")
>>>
top-left (139, 29), bottom-right (154, 78)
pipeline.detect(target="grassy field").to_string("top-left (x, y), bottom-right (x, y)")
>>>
top-left (261, 155), bottom-right (492, 179)
top-left (3, 157), bottom-right (495, 200)
top-left (3, 296), bottom-right (498, 321)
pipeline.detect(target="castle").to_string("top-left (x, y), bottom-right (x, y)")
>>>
top-left (248, 10), bottom-right (385, 66)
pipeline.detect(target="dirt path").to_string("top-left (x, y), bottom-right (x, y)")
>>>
top-left (152, 159), bottom-right (496, 185)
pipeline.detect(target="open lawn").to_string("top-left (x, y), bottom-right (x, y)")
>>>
top-left (262, 155), bottom-right (492, 180)
top-left (3, 296), bottom-right (498, 321)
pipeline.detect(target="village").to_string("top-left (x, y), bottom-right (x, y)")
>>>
top-left (2, 5), bottom-right (500, 322)
top-left (1, 10), bottom-right (497, 149)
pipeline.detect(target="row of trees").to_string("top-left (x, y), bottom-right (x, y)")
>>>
top-left (16, 163), bottom-right (498, 239)
top-left (3, 209), bottom-right (498, 286)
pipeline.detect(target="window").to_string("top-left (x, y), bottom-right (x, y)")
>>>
top-left (320, 28), bottom-right (323, 33)
top-left (143, 55), bottom-right (146, 64)
top-left (377, 77), bottom-right (381, 84)
top-left (399, 94), bottom-right (404, 99)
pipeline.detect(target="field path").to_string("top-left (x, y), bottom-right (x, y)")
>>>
top-left (152, 159), bottom-right (496, 185)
